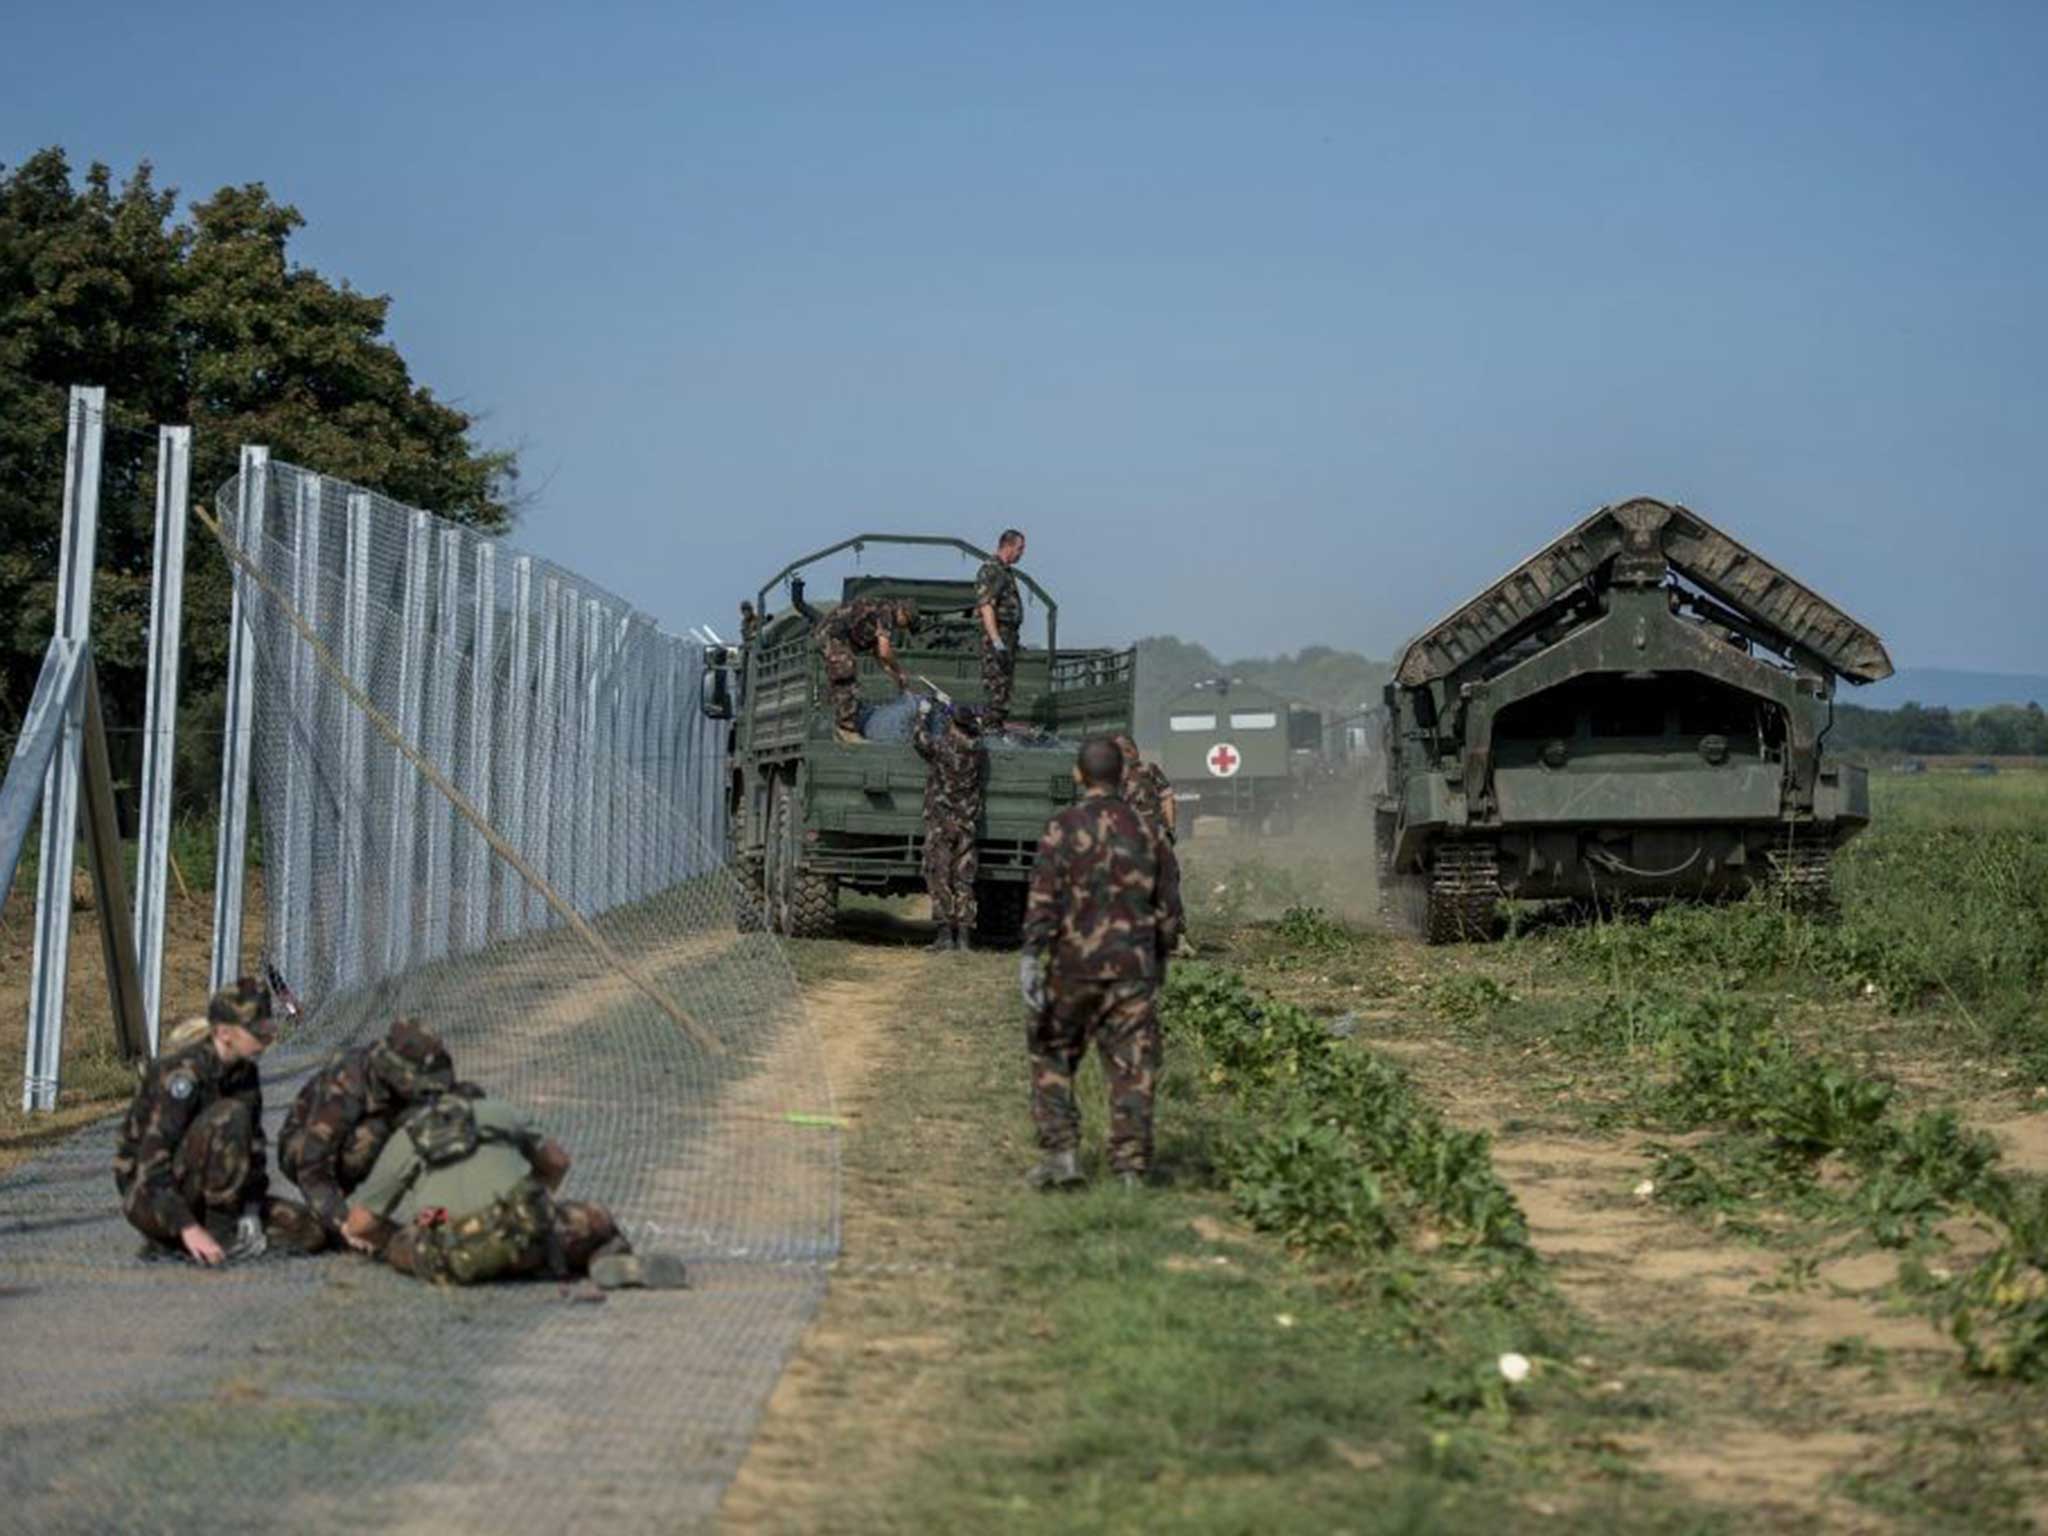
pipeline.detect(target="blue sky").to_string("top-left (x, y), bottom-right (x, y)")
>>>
top-left (5, 2), bottom-right (2044, 674)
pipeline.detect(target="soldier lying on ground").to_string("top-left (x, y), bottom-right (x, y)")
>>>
top-left (114, 979), bottom-right (324, 1266)
top-left (340, 1093), bottom-right (685, 1290)
top-left (280, 1017), bottom-right (471, 1250)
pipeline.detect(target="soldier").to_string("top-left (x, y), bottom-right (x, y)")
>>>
top-left (341, 1093), bottom-right (685, 1290)
top-left (1017, 737), bottom-right (1185, 1190)
top-left (114, 978), bottom-right (323, 1266)
top-left (1113, 733), bottom-right (1178, 846)
top-left (914, 699), bottom-right (988, 952)
top-left (739, 600), bottom-right (760, 645)
top-left (974, 530), bottom-right (1027, 729)
top-left (278, 1017), bottom-right (464, 1250)
top-left (815, 595), bottom-right (917, 744)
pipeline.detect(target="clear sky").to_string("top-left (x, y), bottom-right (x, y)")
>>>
top-left (5, 2), bottom-right (2044, 672)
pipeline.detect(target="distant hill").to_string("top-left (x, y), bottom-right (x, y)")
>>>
top-left (1854, 668), bottom-right (2048, 711)
top-left (1134, 636), bottom-right (1388, 746)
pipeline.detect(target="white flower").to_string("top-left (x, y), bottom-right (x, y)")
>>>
top-left (1498, 1352), bottom-right (1532, 1384)
top-left (1633, 1179), bottom-right (1656, 1199)
top-left (1274, 1313), bottom-right (1297, 1329)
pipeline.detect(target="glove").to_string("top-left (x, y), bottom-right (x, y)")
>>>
top-left (917, 695), bottom-right (934, 718)
top-left (991, 636), bottom-right (1008, 655)
top-left (1018, 952), bottom-right (1048, 1014)
top-left (233, 1208), bottom-right (268, 1260)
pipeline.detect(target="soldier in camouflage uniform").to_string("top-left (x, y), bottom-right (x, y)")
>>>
top-left (739, 600), bottom-right (760, 645)
top-left (1113, 733), bottom-right (1178, 845)
top-left (974, 529), bottom-right (1027, 729)
top-left (1018, 737), bottom-right (1185, 1189)
top-left (815, 596), bottom-right (917, 743)
top-left (914, 699), bottom-right (988, 952)
top-left (278, 1017), bottom-right (464, 1250)
top-left (343, 1095), bottom-right (684, 1290)
top-left (113, 979), bottom-right (323, 1266)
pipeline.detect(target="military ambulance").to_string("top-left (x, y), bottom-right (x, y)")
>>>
top-left (1159, 678), bottom-right (1323, 836)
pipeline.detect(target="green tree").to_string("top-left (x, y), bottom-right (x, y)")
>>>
top-left (0, 147), bottom-right (515, 780)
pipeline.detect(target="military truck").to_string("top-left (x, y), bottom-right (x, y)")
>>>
top-left (701, 535), bottom-right (1134, 940)
top-left (1376, 497), bottom-right (1894, 942)
top-left (1160, 678), bottom-right (1326, 836)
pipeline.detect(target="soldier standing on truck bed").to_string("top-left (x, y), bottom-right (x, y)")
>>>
top-left (1017, 737), bottom-right (1185, 1191)
top-left (914, 699), bottom-right (988, 952)
top-left (975, 529), bottom-right (1027, 728)
top-left (815, 596), bottom-right (917, 744)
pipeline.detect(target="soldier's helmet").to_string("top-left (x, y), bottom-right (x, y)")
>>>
top-left (207, 977), bottom-right (276, 1042)
top-left (950, 703), bottom-right (983, 737)
top-left (367, 1017), bottom-right (456, 1098)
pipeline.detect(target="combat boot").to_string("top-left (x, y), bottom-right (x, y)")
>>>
top-left (953, 927), bottom-right (974, 954)
top-left (590, 1251), bottom-right (689, 1290)
top-left (926, 926), bottom-right (954, 953)
top-left (1026, 1149), bottom-right (1084, 1191)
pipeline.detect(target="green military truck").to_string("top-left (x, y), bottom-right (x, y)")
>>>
top-left (1377, 497), bottom-right (1894, 942)
top-left (701, 535), bottom-right (1135, 940)
top-left (1160, 678), bottom-right (1326, 836)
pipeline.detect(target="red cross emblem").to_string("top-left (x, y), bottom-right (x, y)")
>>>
top-left (1207, 743), bottom-right (1241, 778)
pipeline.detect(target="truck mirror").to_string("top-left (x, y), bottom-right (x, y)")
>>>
top-left (701, 666), bottom-right (733, 721)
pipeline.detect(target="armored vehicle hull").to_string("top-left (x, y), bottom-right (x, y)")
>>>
top-left (705, 535), bottom-right (1133, 941)
top-left (1377, 498), bottom-right (1893, 941)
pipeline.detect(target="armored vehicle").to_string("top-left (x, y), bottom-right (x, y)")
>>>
top-left (1160, 678), bottom-right (1325, 836)
top-left (702, 535), bottom-right (1134, 940)
top-left (1376, 498), bottom-right (1893, 941)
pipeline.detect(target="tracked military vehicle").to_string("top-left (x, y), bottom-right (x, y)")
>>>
top-left (1376, 498), bottom-right (1893, 942)
top-left (702, 535), bottom-right (1133, 941)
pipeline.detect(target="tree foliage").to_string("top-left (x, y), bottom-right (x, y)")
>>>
top-left (0, 147), bottom-right (515, 768)
top-left (1834, 699), bottom-right (2048, 758)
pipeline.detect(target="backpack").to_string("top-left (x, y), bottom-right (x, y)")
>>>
top-left (377, 1096), bottom-right (539, 1220)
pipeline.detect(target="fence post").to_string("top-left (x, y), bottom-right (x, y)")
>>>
top-left (463, 540), bottom-right (496, 950)
top-left (577, 599), bottom-right (604, 917)
top-left (276, 473), bottom-right (320, 998)
top-left (134, 424), bottom-right (190, 1052)
top-left (498, 556), bottom-right (533, 939)
top-left (22, 387), bottom-right (105, 1111)
top-left (210, 445), bottom-right (267, 992)
top-left (535, 575), bottom-right (564, 931)
top-left (383, 510), bottom-right (431, 974)
top-left (420, 527), bottom-right (461, 963)
top-left (337, 493), bottom-right (372, 988)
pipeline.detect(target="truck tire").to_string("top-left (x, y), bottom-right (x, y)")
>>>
top-left (733, 856), bottom-right (767, 932)
top-left (1424, 841), bottom-right (1500, 945)
top-left (768, 774), bottom-right (838, 939)
top-left (972, 881), bottom-right (1028, 947)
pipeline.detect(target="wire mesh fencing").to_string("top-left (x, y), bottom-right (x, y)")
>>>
top-left (0, 460), bottom-right (836, 1534)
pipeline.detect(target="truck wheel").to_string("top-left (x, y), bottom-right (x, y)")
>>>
top-left (972, 881), bottom-right (1027, 947)
top-left (789, 871), bottom-right (839, 939)
top-left (1425, 842), bottom-right (1500, 945)
top-left (768, 774), bottom-right (838, 938)
top-left (733, 856), bottom-right (767, 932)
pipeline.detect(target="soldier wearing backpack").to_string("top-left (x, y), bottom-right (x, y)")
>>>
top-left (340, 1094), bottom-right (684, 1290)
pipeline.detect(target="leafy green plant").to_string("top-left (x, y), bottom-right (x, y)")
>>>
top-left (1426, 973), bottom-right (1513, 1024)
top-left (1274, 904), bottom-right (1354, 953)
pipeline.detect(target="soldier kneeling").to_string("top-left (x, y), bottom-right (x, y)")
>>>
top-left (114, 978), bottom-right (324, 1266)
top-left (340, 1093), bottom-right (685, 1290)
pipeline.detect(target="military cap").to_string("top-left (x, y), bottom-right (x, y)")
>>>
top-left (207, 977), bottom-right (276, 1041)
top-left (368, 1017), bottom-right (455, 1097)
top-left (950, 703), bottom-right (983, 737)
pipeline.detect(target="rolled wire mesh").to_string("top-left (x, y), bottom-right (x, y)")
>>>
top-left (0, 463), bottom-right (835, 1534)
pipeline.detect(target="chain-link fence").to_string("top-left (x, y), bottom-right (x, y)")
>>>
top-left (0, 460), bottom-right (835, 1533)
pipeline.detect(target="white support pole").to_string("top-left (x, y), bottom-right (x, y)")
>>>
top-left (23, 387), bottom-right (104, 1111)
top-left (276, 473), bottom-right (320, 997)
top-left (462, 540), bottom-right (496, 951)
top-left (133, 424), bottom-right (190, 1053)
top-left (338, 493), bottom-right (372, 989)
top-left (420, 527), bottom-right (460, 963)
top-left (576, 599), bottom-right (604, 917)
top-left (497, 556), bottom-right (533, 939)
top-left (210, 445), bottom-right (267, 992)
top-left (534, 576), bottom-right (564, 931)
top-left (383, 510), bottom-right (431, 974)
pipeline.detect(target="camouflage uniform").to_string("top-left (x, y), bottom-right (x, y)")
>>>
top-left (739, 602), bottom-right (759, 645)
top-left (815, 597), bottom-right (904, 736)
top-left (113, 979), bottom-right (320, 1254)
top-left (356, 1097), bottom-right (627, 1286)
top-left (278, 1018), bottom-right (456, 1237)
top-left (1021, 788), bottom-right (1185, 1175)
top-left (1116, 737), bottom-right (1177, 846)
top-left (914, 706), bottom-right (987, 933)
top-left (975, 558), bottom-right (1023, 728)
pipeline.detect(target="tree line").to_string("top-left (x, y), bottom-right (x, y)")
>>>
top-left (1832, 700), bottom-right (2048, 758)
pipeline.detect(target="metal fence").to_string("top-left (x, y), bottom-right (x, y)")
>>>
top-left (2, 444), bottom-right (838, 1533)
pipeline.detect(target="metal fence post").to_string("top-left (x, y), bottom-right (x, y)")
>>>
top-left (210, 445), bottom-right (267, 992)
top-left (384, 510), bottom-right (431, 973)
top-left (276, 473), bottom-right (320, 998)
top-left (337, 493), bottom-right (372, 988)
top-left (577, 599), bottom-right (604, 917)
top-left (498, 556), bottom-right (533, 939)
top-left (420, 527), bottom-right (461, 963)
top-left (463, 540), bottom-right (496, 950)
top-left (534, 576), bottom-right (564, 931)
top-left (23, 387), bottom-right (104, 1111)
top-left (133, 424), bottom-right (190, 1053)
